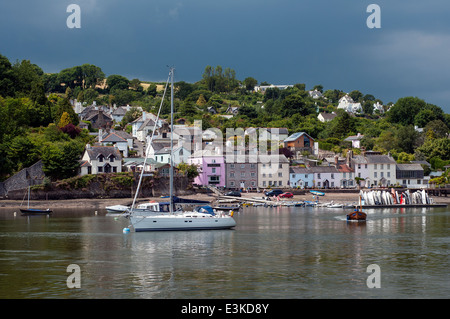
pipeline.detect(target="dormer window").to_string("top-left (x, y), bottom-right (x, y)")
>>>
top-left (109, 155), bottom-right (115, 163)
top-left (98, 155), bottom-right (104, 162)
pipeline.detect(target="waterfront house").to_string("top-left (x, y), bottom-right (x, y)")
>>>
top-left (79, 145), bottom-right (122, 175)
top-left (257, 154), bottom-right (289, 188)
top-left (365, 154), bottom-right (397, 187)
top-left (225, 157), bottom-right (258, 190)
top-left (338, 164), bottom-right (355, 188)
top-left (289, 166), bottom-right (313, 188)
top-left (309, 166), bottom-right (340, 188)
top-left (188, 150), bottom-right (226, 187)
top-left (396, 164), bottom-right (428, 188)
top-left (350, 155), bottom-right (370, 187)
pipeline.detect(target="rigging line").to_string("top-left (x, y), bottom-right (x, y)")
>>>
top-left (129, 72), bottom-right (171, 212)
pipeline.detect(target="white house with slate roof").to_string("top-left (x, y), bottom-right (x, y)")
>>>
top-left (79, 145), bottom-right (122, 175)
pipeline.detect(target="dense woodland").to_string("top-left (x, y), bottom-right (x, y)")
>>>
top-left (1, 54), bottom-right (449, 184)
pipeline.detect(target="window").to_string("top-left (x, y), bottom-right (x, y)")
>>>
top-left (343, 172), bottom-right (347, 178)
top-left (387, 164), bottom-right (390, 169)
top-left (331, 182), bottom-right (334, 187)
top-left (381, 164), bottom-right (384, 169)
top-left (374, 164), bottom-right (377, 169)
top-left (240, 172), bottom-right (245, 177)
top-left (230, 164), bottom-right (235, 168)
top-left (331, 173), bottom-right (334, 179)
top-left (262, 173), bottom-right (266, 178)
top-left (279, 164), bottom-right (282, 169)
top-left (98, 155), bottom-right (104, 162)
top-left (250, 164), bottom-right (256, 169)
top-left (380, 172), bottom-right (384, 178)
top-left (230, 181), bottom-right (235, 187)
top-left (269, 173), bottom-right (272, 178)
top-left (251, 172), bottom-right (256, 177)
top-left (263, 181), bottom-right (266, 187)
top-left (98, 166), bottom-right (103, 173)
top-left (241, 164), bottom-right (245, 168)
top-left (113, 167), bottom-right (117, 173)
top-left (230, 172), bottom-right (235, 177)
top-left (278, 181), bottom-right (282, 186)
top-left (387, 172), bottom-right (390, 177)
top-left (318, 173), bottom-right (321, 179)
top-left (109, 156), bottom-right (115, 163)
top-left (212, 168), bottom-right (216, 174)
top-left (374, 172), bottom-right (377, 178)
top-left (251, 181), bottom-right (256, 186)
top-left (278, 172), bottom-right (282, 177)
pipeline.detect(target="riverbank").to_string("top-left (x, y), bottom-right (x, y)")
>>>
top-left (1, 191), bottom-right (449, 209)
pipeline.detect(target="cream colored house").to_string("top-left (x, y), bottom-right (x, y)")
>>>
top-left (257, 154), bottom-right (290, 188)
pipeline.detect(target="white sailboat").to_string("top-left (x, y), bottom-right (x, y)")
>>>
top-left (127, 67), bottom-right (236, 231)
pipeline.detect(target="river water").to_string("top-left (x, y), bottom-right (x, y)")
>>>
top-left (0, 205), bottom-right (448, 299)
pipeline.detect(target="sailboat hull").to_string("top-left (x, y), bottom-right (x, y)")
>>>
top-left (130, 213), bottom-right (236, 232)
top-left (20, 208), bottom-right (52, 215)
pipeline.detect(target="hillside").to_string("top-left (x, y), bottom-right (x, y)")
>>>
top-left (1, 54), bottom-right (449, 184)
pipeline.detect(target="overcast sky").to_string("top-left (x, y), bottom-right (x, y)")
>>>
top-left (1, 0), bottom-right (449, 112)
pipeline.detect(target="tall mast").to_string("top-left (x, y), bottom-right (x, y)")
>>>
top-left (169, 67), bottom-right (174, 213)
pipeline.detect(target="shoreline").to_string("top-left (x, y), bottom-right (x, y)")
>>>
top-left (1, 191), bottom-right (449, 209)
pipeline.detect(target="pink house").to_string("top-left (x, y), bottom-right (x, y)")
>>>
top-left (188, 150), bottom-right (225, 187)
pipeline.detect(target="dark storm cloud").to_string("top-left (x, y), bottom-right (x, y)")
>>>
top-left (0, 0), bottom-right (449, 111)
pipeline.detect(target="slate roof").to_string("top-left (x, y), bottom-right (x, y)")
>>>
top-left (284, 132), bottom-right (314, 142)
top-left (85, 146), bottom-right (122, 160)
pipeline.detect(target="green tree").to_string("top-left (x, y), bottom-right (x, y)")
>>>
top-left (281, 95), bottom-right (315, 118)
top-left (0, 54), bottom-right (16, 97)
top-left (387, 97), bottom-right (426, 126)
top-left (81, 64), bottom-right (105, 89)
top-left (146, 83), bottom-right (157, 97)
top-left (107, 74), bottom-right (130, 91)
top-left (41, 140), bottom-right (84, 180)
top-left (243, 77), bottom-right (258, 91)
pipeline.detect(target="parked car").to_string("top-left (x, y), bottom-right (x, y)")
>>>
top-left (265, 189), bottom-right (284, 197)
top-left (225, 190), bottom-right (241, 197)
top-left (279, 192), bottom-right (293, 198)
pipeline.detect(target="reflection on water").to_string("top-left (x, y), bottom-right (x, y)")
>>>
top-left (0, 206), bottom-right (448, 298)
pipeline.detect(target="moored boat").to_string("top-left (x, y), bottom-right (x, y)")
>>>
top-left (347, 196), bottom-right (366, 221)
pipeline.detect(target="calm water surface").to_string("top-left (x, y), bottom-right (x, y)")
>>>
top-left (0, 205), bottom-right (448, 299)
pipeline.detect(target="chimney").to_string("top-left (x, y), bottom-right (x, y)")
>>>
top-left (142, 111), bottom-right (146, 121)
top-left (99, 129), bottom-right (103, 143)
